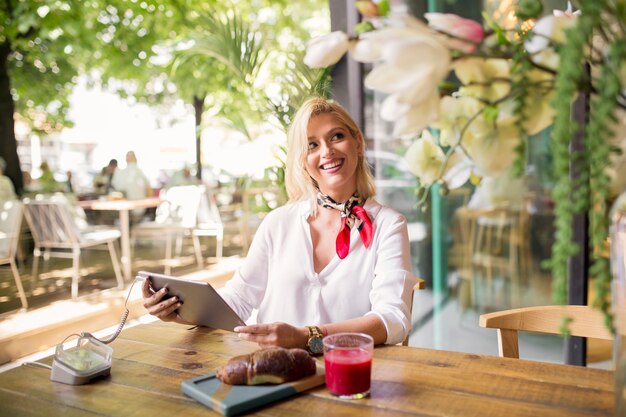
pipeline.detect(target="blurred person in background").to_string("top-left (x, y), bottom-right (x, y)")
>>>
top-left (36, 161), bottom-right (66, 193)
top-left (112, 151), bottom-right (152, 219)
top-left (66, 170), bottom-right (75, 193)
top-left (93, 159), bottom-right (118, 195)
top-left (0, 157), bottom-right (17, 201)
top-left (22, 171), bottom-right (33, 194)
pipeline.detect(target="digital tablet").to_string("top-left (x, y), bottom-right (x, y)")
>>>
top-left (138, 271), bottom-right (245, 331)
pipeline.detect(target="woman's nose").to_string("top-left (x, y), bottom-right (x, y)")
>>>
top-left (321, 143), bottom-right (335, 158)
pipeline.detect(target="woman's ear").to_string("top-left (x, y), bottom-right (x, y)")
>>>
top-left (356, 133), bottom-right (365, 156)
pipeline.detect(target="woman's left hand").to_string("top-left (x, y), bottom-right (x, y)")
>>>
top-left (234, 322), bottom-right (309, 349)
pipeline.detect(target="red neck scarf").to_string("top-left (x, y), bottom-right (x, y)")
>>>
top-left (316, 192), bottom-right (373, 259)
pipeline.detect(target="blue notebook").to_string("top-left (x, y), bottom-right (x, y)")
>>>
top-left (181, 365), bottom-right (325, 416)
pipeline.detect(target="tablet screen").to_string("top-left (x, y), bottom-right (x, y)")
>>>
top-left (138, 271), bottom-right (245, 331)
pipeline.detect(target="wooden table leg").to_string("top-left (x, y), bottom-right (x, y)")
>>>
top-left (119, 209), bottom-right (131, 281)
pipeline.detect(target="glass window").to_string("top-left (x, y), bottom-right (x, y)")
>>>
top-left (360, 0), bottom-right (597, 365)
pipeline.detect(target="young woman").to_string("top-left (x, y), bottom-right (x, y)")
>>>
top-left (142, 97), bottom-right (417, 352)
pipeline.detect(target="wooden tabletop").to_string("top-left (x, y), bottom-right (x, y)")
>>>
top-left (0, 321), bottom-right (614, 417)
top-left (77, 197), bottom-right (161, 211)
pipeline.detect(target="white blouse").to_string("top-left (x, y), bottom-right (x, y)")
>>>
top-left (219, 198), bottom-right (417, 345)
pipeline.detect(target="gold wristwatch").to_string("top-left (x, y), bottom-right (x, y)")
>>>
top-left (305, 326), bottom-right (324, 355)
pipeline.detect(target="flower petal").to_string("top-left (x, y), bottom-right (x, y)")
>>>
top-left (380, 94), bottom-right (410, 122)
top-left (393, 92), bottom-right (440, 137)
top-left (443, 152), bottom-right (472, 189)
top-left (364, 35), bottom-right (449, 96)
top-left (405, 130), bottom-right (445, 185)
top-left (304, 31), bottom-right (349, 68)
top-left (467, 128), bottom-right (520, 177)
top-left (350, 37), bottom-right (383, 63)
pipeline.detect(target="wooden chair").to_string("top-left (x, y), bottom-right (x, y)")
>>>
top-left (454, 205), bottom-right (532, 311)
top-left (132, 185), bottom-right (203, 274)
top-left (0, 201), bottom-right (28, 309)
top-left (402, 277), bottom-right (426, 346)
top-left (23, 197), bottom-right (124, 299)
top-left (190, 186), bottom-right (224, 267)
top-left (479, 305), bottom-right (612, 359)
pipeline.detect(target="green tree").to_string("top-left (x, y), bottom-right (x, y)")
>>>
top-left (1, 0), bottom-right (190, 193)
top-left (0, 0), bottom-right (86, 194)
top-left (2, 0), bottom-right (329, 191)
top-left (74, 0), bottom-right (330, 179)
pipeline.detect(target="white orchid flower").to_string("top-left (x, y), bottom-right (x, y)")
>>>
top-left (525, 101), bottom-right (555, 135)
top-left (359, 28), bottom-right (449, 137)
top-left (392, 91), bottom-right (441, 137)
top-left (405, 130), bottom-right (446, 186)
top-left (432, 95), bottom-right (482, 147)
top-left (553, 1), bottom-right (581, 18)
top-left (523, 85), bottom-right (555, 135)
top-left (442, 150), bottom-right (472, 190)
top-left (491, 69), bottom-right (555, 135)
top-left (351, 25), bottom-right (430, 63)
top-left (524, 11), bottom-right (579, 68)
top-left (349, 15), bottom-right (433, 63)
top-left (364, 34), bottom-right (450, 94)
top-left (466, 119), bottom-right (520, 177)
top-left (455, 58), bottom-right (511, 102)
top-left (303, 31), bottom-right (350, 68)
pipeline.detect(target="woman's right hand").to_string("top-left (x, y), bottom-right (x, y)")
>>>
top-left (141, 278), bottom-right (182, 322)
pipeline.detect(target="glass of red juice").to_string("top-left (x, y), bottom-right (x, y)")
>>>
top-left (323, 333), bottom-right (373, 399)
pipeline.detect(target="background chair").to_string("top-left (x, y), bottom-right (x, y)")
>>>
top-left (453, 204), bottom-right (532, 312)
top-left (0, 200), bottom-right (28, 309)
top-left (402, 277), bottom-right (426, 346)
top-left (479, 305), bottom-right (612, 359)
top-left (191, 186), bottom-right (224, 267)
top-left (132, 185), bottom-right (203, 274)
top-left (23, 196), bottom-right (123, 299)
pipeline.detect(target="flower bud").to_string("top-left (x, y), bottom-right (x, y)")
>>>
top-left (516, 0), bottom-right (544, 21)
top-left (356, 1), bottom-right (379, 17)
top-left (424, 13), bottom-right (484, 53)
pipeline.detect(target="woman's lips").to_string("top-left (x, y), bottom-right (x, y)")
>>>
top-left (320, 158), bottom-right (344, 173)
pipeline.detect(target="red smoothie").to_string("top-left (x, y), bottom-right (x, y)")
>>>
top-left (324, 348), bottom-right (372, 397)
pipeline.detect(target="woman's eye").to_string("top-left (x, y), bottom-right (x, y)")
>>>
top-left (331, 133), bottom-right (344, 141)
top-left (308, 142), bottom-right (318, 150)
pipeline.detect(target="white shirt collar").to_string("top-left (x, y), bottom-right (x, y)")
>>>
top-left (297, 196), bottom-right (381, 219)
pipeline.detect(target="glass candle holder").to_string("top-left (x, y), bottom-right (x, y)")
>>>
top-left (323, 333), bottom-right (373, 399)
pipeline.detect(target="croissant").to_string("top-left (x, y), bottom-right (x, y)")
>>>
top-left (216, 347), bottom-right (316, 385)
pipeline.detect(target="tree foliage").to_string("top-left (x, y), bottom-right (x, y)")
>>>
top-left (1, 0), bottom-right (329, 191)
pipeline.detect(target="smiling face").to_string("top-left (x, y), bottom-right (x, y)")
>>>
top-left (305, 113), bottom-right (363, 202)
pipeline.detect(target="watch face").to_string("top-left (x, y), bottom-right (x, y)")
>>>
top-left (310, 337), bottom-right (324, 354)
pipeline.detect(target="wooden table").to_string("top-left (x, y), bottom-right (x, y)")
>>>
top-left (0, 321), bottom-right (614, 416)
top-left (78, 198), bottom-right (161, 280)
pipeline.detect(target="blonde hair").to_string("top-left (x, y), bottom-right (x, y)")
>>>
top-left (285, 97), bottom-right (376, 213)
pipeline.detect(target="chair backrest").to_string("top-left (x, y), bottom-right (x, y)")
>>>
top-left (402, 277), bottom-right (426, 346)
top-left (0, 200), bottom-right (23, 259)
top-left (197, 185), bottom-right (223, 227)
top-left (23, 199), bottom-right (82, 246)
top-left (479, 305), bottom-right (612, 359)
top-left (155, 185), bottom-right (203, 228)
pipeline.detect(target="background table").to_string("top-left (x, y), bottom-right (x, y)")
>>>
top-left (0, 321), bottom-right (614, 416)
top-left (79, 198), bottom-right (161, 280)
